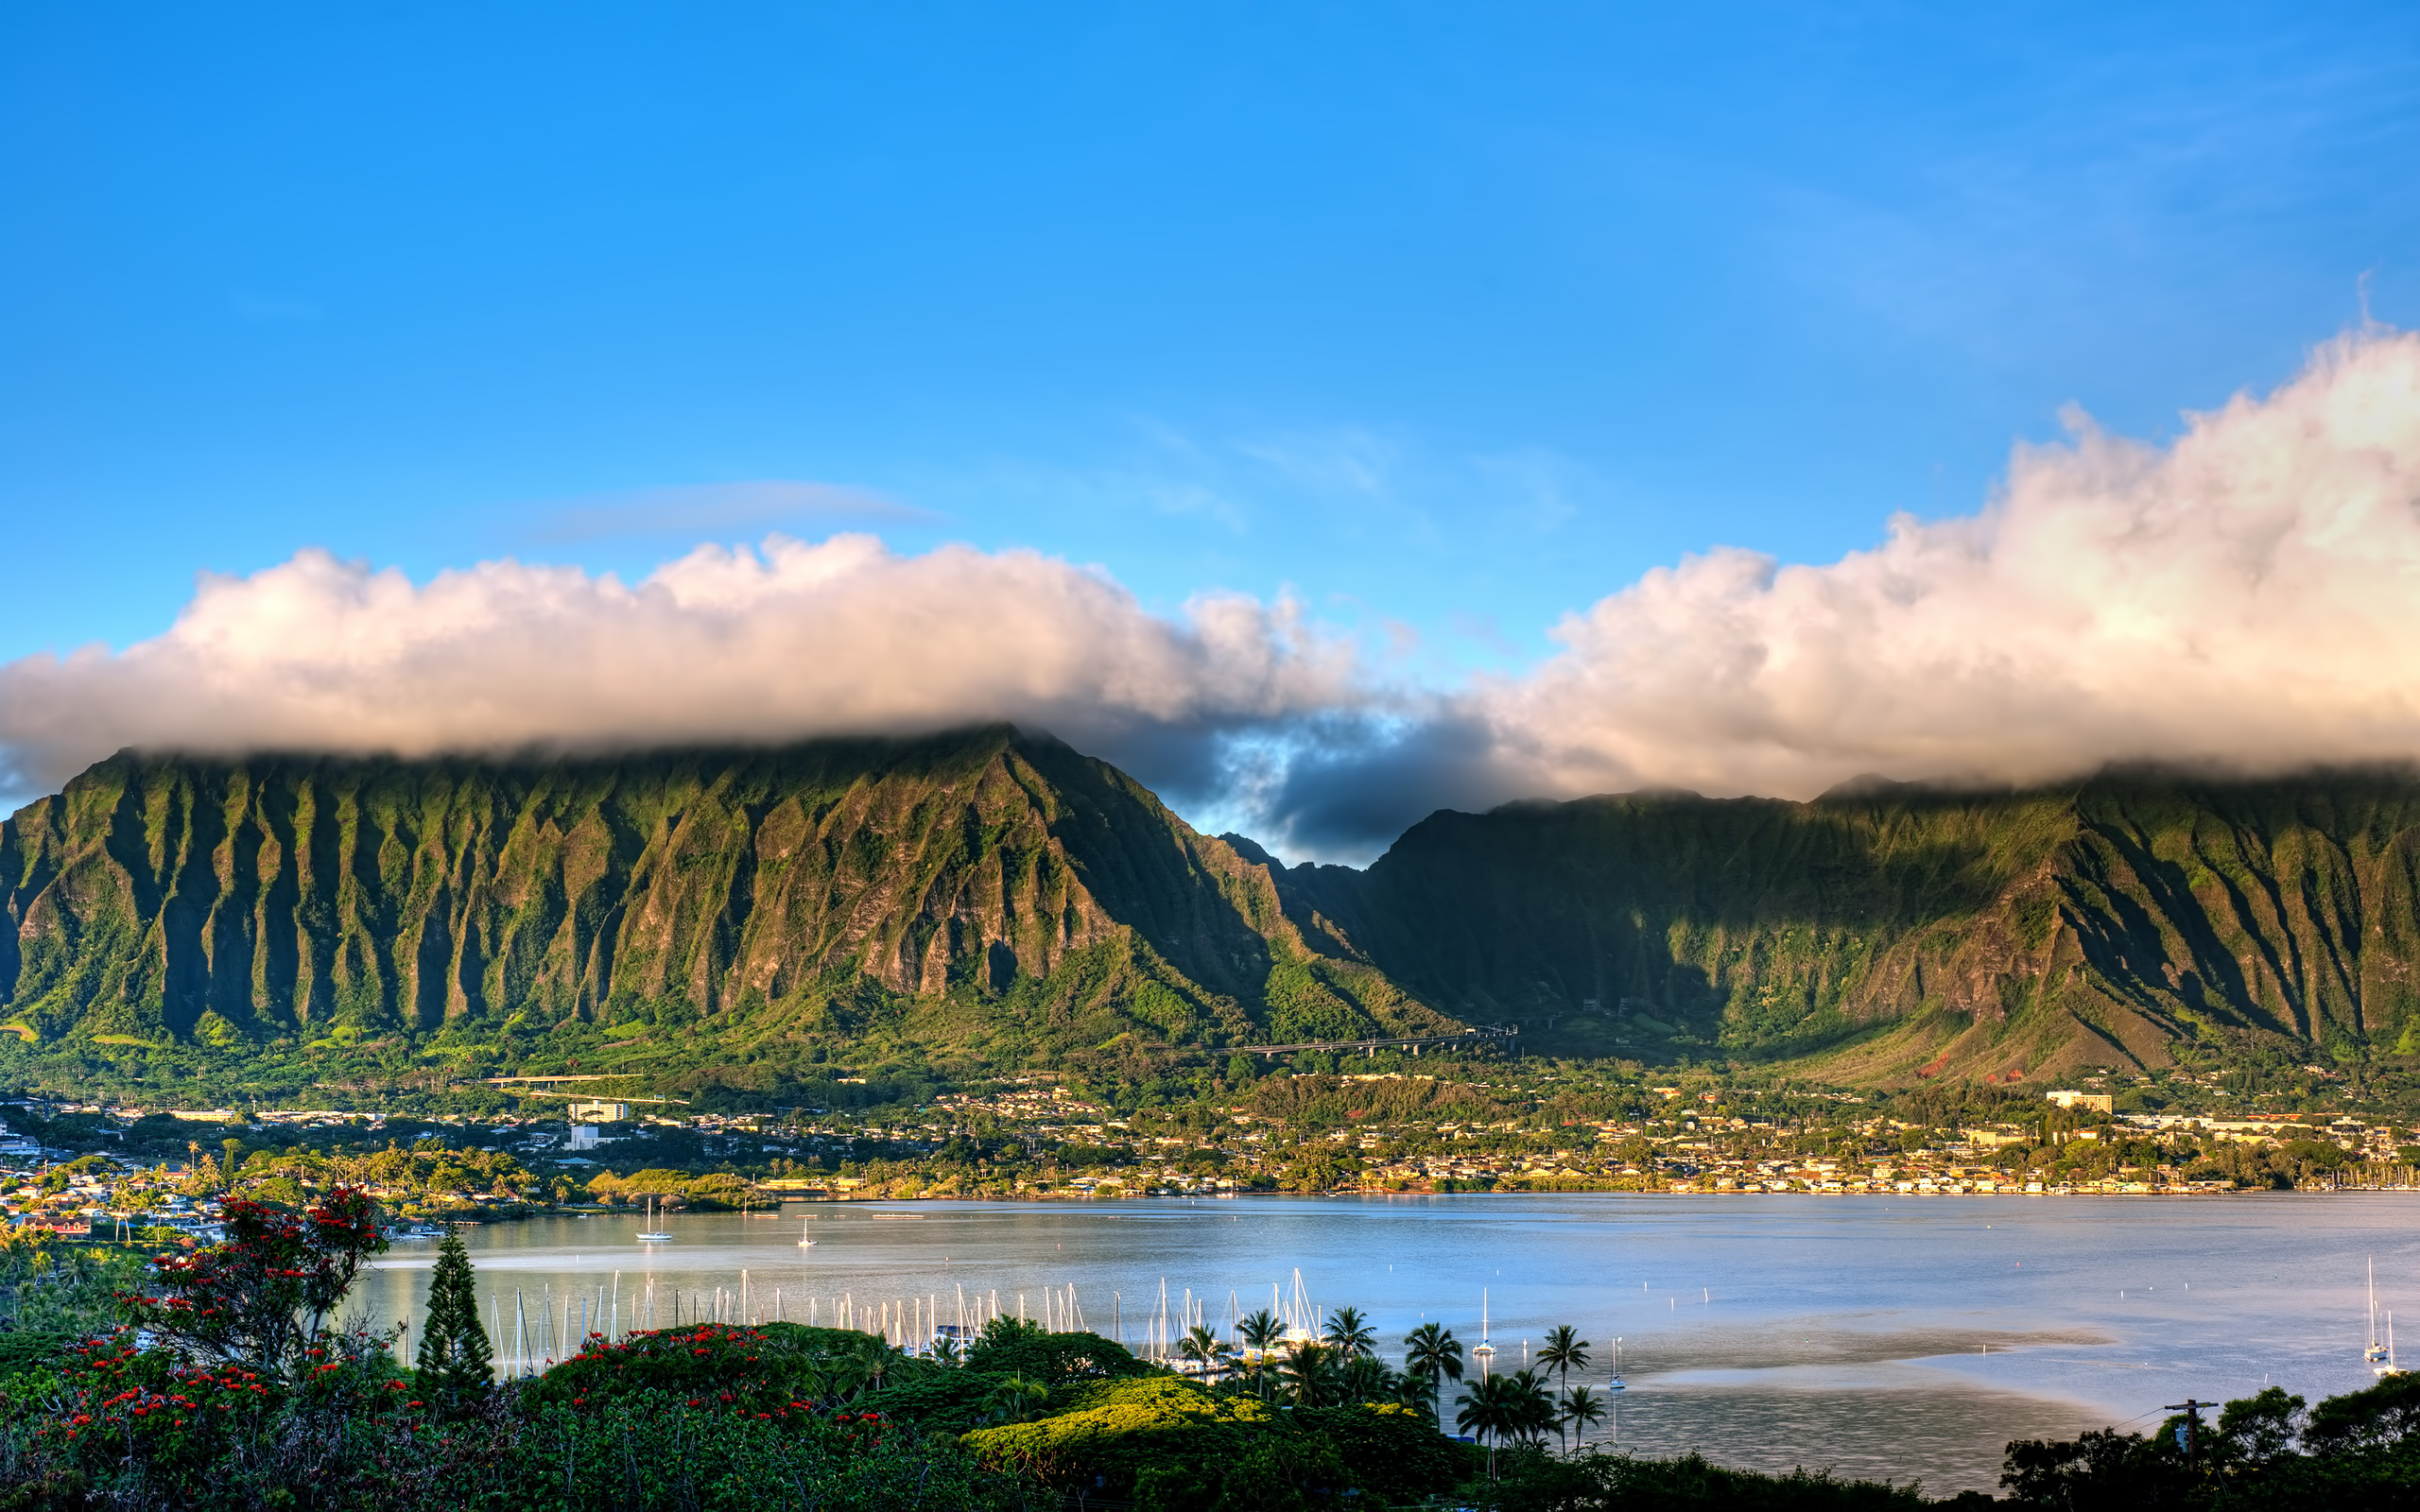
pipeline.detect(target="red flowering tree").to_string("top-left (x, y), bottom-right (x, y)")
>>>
top-left (123, 1186), bottom-right (389, 1379)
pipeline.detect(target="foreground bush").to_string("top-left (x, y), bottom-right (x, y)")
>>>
top-left (1992, 1372), bottom-right (2420, 1511)
top-left (0, 1327), bottom-right (1013, 1512)
top-left (962, 1374), bottom-right (1478, 1506)
top-left (520, 1321), bottom-right (905, 1417)
top-left (1472, 1448), bottom-right (1928, 1512)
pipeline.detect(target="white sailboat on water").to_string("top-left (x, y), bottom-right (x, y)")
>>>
top-left (797, 1217), bottom-right (817, 1247)
top-left (1607, 1335), bottom-right (1625, 1393)
top-left (1472, 1289), bottom-right (1496, 1375)
top-left (2369, 1258), bottom-right (2393, 1375)
top-left (637, 1195), bottom-right (672, 1244)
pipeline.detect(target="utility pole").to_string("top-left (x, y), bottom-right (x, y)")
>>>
top-left (2164, 1400), bottom-right (2206, 1469)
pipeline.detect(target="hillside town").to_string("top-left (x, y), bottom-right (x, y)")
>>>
top-left (6, 1067), bottom-right (2417, 1238)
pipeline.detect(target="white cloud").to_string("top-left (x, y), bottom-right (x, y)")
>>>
top-left (1475, 327), bottom-right (2420, 801)
top-left (9, 330), bottom-right (2420, 857)
top-left (0, 534), bottom-right (1357, 799)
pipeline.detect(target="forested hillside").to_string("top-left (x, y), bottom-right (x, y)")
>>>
top-left (0, 730), bottom-right (1452, 1090)
top-left (1257, 770), bottom-right (2420, 1080)
top-left (9, 731), bottom-right (2420, 1090)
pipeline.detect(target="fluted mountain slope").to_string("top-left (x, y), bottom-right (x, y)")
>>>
top-left (0, 730), bottom-right (1454, 1063)
top-left (1255, 770), bottom-right (2420, 1079)
top-left (9, 733), bottom-right (2419, 1085)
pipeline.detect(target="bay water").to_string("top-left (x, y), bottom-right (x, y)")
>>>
top-left (355, 1193), bottom-right (2420, 1495)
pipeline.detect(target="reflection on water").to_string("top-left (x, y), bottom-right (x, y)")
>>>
top-left (354, 1193), bottom-right (2420, 1495)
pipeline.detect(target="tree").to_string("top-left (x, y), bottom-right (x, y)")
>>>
top-left (2214, 1385), bottom-right (2302, 1468)
top-left (1322, 1305), bottom-right (1376, 1358)
top-left (124, 1187), bottom-right (388, 1379)
top-left (1502, 1368), bottom-right (1558, 1448)
top-left (1403, 1321), bottom-right (1464, 1433)
top-left (1393, 1363), bottom-right (1440, 1420)
top-left (1237, 1307), bottom-right (1285, 1399)
top-left (414, 1226), bottom-right (493, 1413)
top-left (1338, 1350), bottom-right (1395, 1404)
top-left (1236, 1307), bottom-right (1284, 1352)
top-left (1558, 1384), bottom-right (1606, 1454)
top-left (1282, 1340), bottom-right (1340, 1406)
top-left (1458, 1373), bottom-right (1516, 1476)
top-left (1178, 1323), bottom-right (1231, 1374)
top-left (2303, 1369), bottom-right (2420, 1453)
top-left (1538, 1323), bottom-right (1590, 1391)
top-left (978, 1371), bottom-right (1048, 1425)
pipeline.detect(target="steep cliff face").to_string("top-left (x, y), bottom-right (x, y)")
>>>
top-left (15, 733), bottom-right (2417, 1082)
top-left (1261, 771), bottom-right (2420, 1078)
top-left (0, 730), bottom-right (1457, 1057)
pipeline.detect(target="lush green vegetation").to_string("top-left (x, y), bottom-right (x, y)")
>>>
top-left (1274, 768), bottom-right (2420, 1082)
top-left (11, 737), bottom-right (2420, 1115)
top-left (5, 1191), bottom-right (2420, 1510)
top-left (0, 730), bottom-right (1450, 1108)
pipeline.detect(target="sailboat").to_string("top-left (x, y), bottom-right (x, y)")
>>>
top-left (2369, 1258), bottom-right (2392, 1374)
top-left (1472, 1289), bottom-right (1496, 1374)
top-left (637, 1195), bottom-right (672, 1244)
top-left (797, 1217), bottom-right (817, 1247)
top-left (1607, 1335), bottom-right (1625, 1393)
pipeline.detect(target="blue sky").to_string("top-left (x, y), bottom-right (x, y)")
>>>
top-left (4, 5), bottom-right (2419, 846)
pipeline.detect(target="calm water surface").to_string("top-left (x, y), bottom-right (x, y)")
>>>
top-left (356, 1194), bottom-right (2420, 1495)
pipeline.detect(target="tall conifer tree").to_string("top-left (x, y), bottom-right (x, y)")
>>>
top-left (415, 1227), bottom-right (492, 1411)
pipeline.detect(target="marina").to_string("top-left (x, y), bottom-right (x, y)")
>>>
top-left (355, 1190), bottom-right (2420, 1495)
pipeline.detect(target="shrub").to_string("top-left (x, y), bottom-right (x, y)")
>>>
top-left (1477, 1447), bottom-right (1928, 1512)
top-left (964, 1376), bottom-right (1270, 1492)
top-left (963, 1377), bottom-right (1475, 1505)
top-left (519, 1322), bottom-right (916, 1417)
top-left (961, 1318), bottom-right (1153, 1385)
top-left (0, 1330), bottom-right (1012, 1512)
top-left (122, 1189), bottom-right (388, 1379)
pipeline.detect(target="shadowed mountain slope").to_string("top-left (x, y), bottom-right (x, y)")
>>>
top-left (9, 734), bottom-right (2419, 1086)
top-left (0, 730), bottom-right (1456, 1071)
top-left (1254, 770), bottom-right (2420, 1080)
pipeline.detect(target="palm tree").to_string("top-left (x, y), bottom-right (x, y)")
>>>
top-left (930, 1334), bottom-right (963, 1367)
top-left (1281, 1340), bottom-right (1340, 1406)
top-left (803, 1352), bottom-right (867, 1405)
top-left (979, 1371), bottom-right (1048, 1425)
top-left (1558, 1385), bottom-right (1606, 1454)
top-left (1403, 1321), bottom-right (1464, 1433)
top-left (1501, 1369), bottom-right (1558, 1449)
top-left (1322, 1305), bottom-right (1376, 1358)
top-left (852, 1335), bottom-right (908, 1391)
top-left (1237, 1307), bottom-right (1284, 1353)
top-left (1178, 1323), bottom-right (1231, 1375)
top-left (1456, 1374), bottom-right (1516, 1477)
top-left (1338, 1351), bottom-right (1393, 1403)
top-left (1237, 1308), bottom-right (1285, 1400)
top-left (1537, 1324), bottom-right (1590, 1392)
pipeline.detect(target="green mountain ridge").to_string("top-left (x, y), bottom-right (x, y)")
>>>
top-left (0, 729), bottom-right (1452, 1088)
top-left (6, 732), bottom-right (2420, 1091)
top-left (1253, 767), bottom-right (2420, 1080)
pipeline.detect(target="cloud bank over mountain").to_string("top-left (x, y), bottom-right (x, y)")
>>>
top-left (0, 536), bottom-right (1357, 816)
top-left (7, 330), bottom-right (2420, 861)
top-left (1464, 328), bottom-right (2420, 799)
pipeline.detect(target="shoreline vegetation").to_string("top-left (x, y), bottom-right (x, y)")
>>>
top-left (9, 1054), bottom-right (2415, 1241)
top-left (2, 1191), bottom-right (2416, 1510)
